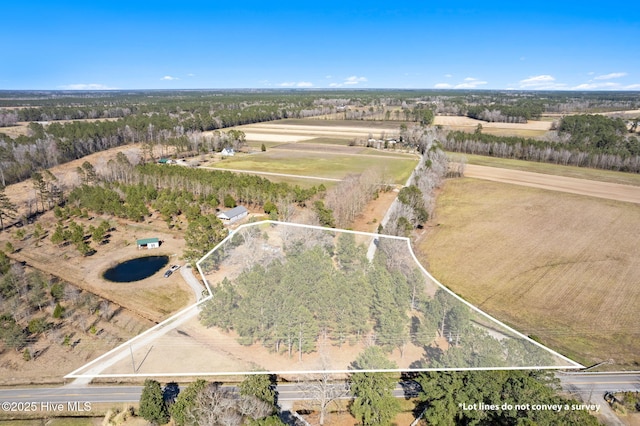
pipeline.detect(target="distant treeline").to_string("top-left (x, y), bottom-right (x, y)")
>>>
top-left (2, 90), bottom-right (639, 187)
top-left (466, 102), bottom-right (544, 123)
top-left (442, 114), bottom-right (640, 173)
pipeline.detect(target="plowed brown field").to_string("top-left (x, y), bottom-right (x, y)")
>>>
top-left (417, 178), bottom-right (640, 366)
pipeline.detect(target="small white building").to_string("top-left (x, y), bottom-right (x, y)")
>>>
top-left (221, 148), bottom-right (235, 157)
top-left (217, 206), bottom-right (248, 224)
top-left (137, 237), bottom-right (160, 249)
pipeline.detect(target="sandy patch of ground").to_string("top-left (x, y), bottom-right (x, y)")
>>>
top-left (350, 190), bottom-right (398, 234)
top-left (94, 312), bottom-right (427, 377)
top-left (464, 164), bottom-right (640, 204)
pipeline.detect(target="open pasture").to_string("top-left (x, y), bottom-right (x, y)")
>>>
top-left (214, 147), bottom-right (418, 184)
top-left (418, 178), bottom-right (640, 367)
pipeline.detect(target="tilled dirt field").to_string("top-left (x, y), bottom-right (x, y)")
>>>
top-left (464, 164), bottom-right (640, 204)
top-left (418, 178), bottom-right (640, 366)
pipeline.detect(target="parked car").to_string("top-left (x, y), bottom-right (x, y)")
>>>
top-left (170, 264), bottom-right (181, 272)
top-left (163, 270), bottom-right (172, 278)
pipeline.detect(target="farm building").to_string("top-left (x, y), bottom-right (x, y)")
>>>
top-left (221, 148), bottom-right (235, 157)
top-left (137, 237), bottom-right (160, 249)
top-left (217, 206), bottom-right (248, 224)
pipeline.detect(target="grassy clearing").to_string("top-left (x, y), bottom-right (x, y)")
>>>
top-left (298, 137), bottom-right (352, 145)
top-left (215, 151), bottom-right (418, 184)
top-left (453, 153), bottom-right (640, 186)
top-left (245, 140), bottom-right (287, 149)
top-left (417, 178), bottom-right (640, 367)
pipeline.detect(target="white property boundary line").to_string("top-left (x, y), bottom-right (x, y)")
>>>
top-left (66, 221), bottom-right (583, 379)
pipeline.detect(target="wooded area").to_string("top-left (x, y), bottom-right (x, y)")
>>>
top-left (198, 225), bottom-right (557, 369)
top-left (442, 113), bottom-right (640, 172)
top-left (2, 89), bottom-right (638, 189)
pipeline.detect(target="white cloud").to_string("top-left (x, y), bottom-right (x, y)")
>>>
top-left (455, 78), bottom-right (488, 89)
top-left (572, 82), bottom-right (620, 90)
top-left (187, 73), bottom-right (195, 77)
top-left (518, 75), bottom-right (567, 90)
top-left (444, 74), bottom-right (452, 78)
top-left (594, 72), bottom-right (627, 80)
top-left (344, 75), bottom-right (367, 85)
top-left (58, 83), bottom-right (118, 90)
top-left (520, 75), bottom-right (555, 86)
top-left (327, 75), bottom-right (368, 87)
top-left (624, 84), bottom-right (640, 90)
top-left (161, 75), bottom-right (179, 81)
top-left (278, 81), bottom-right (313, 88)
top-left (434, 77), bottom-right (486, 89)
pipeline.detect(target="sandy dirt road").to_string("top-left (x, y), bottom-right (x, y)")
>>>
top-left (465, 164), bottom-right (640, 204)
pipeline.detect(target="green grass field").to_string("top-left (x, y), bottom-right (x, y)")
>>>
top-left (452, 153), bottom-right (640, 186)
top-left (214, 150), bottom-right (418, 184)
top-left (245, 140), bottom-right (287, 149)
top-left (418, 178), bottom-right (640, 367)
top-left (298, 137), bottom-right (352, 145)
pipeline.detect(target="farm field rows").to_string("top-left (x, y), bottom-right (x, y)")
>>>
top-left (463, 164), bottom-right (640, 203)
top-left (456, 153), bottom-right (640, 186)
top-left (417, 178), bottom-right (640, 367)
top-left (434, 115), bottom-right (552, 137)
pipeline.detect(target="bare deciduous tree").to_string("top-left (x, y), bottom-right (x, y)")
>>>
top-left (297, 354), bottom-right (350, 425)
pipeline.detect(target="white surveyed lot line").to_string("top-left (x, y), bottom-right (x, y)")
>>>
top-left (66, 221), bottom-right (583, 379)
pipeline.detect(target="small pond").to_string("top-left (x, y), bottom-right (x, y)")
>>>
top-left (103, 255), bottom-right (169, 282)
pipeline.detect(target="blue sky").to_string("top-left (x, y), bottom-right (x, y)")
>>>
top-left (2, 1), bottom-right (639, 90)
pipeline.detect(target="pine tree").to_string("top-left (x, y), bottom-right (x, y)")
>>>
top-left (349, 347), bottom-right (401, 426)
top-left (170, 379), bottom-right (207, 426)
top-left (139, 379), bottom-right (169, 425)
top-left (0, 186), bottom-right (17, 231)
top-left (239, 374), bottom-right (277, 407)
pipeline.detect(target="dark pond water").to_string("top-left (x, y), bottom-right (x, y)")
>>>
top-left (103, 255), bottom-right (169, 282)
